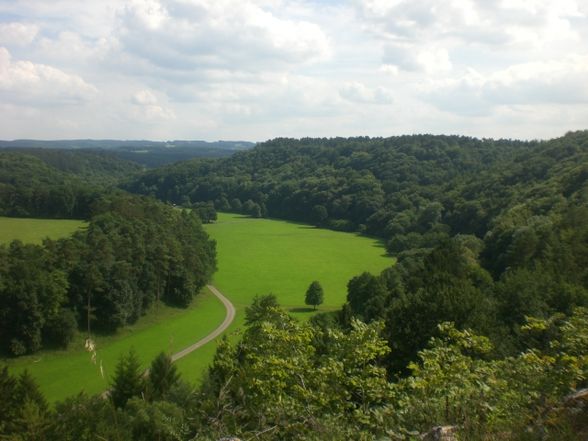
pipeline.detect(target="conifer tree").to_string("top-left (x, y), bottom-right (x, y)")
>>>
top-left (146, 352), bottom-right (179, 401)
top-left (110, 349), bottom-right (144, 408)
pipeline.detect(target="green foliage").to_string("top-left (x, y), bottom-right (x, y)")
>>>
top-left (2, 132), bottom-right (588, 438)
top-left (199, 303), bottom-right (391, 439)
top-left (384, 238), bottom-right (495, 373)
top-left (0, 241), bottom-right (69, 354)
top-left (146, 352), bottom-right (180, 402)
top-left (0, 368), bottom-right (50, 439)
top-left (0, 366), bottom-right (19, 433)
top-left (124, 132), bottom-right (588, 375)
top-left (0, 150), bottom-right (137, 219)
top-left (110, 349), bottom-right (145, 409)
top-left (244, 293), bottom-right (280, 325)
top-left (124, 133), bottom-right (561, 249)
top-left (346, 271), bottom-right (388, 322)
top-left (1, 193), bottom-right (217, 356)
top-left (2, 306), bottom-right (587, 440)
top-left (191, 201), bottom-right (217, 223)
top-left (386, 312), bottom-right (588, 440)
top-left (305, 280), bottom-right (324, 310)
top-left (50, 392), bottom-right (132, 440)
top-left (126, 398), bottom-right (187, 441)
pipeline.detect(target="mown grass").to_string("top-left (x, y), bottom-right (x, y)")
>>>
top-left (175, 212), bottom-right (393, 378)
top-left (5, 288), bottom-right (226, 403)
top-left (0, 216), bottom-right (86, 244)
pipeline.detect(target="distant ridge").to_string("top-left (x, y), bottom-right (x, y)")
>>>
top-left (0, 139), bottom-right (256, 167)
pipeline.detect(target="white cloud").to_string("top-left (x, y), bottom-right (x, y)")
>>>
top-left (425, 55), bottom-right (588, 115)
top-left (0, 22), bottom-right (39, 46)
top-left (35, 31), bottom-right (115, 65)
top-left (383, 43), bottom-right (452, 74)
top-left (339, 81), bottom-right (394, 104)
top-left (0, 0), bottom-right (587, 140)
top-left (131, 88), bottom-right (175, 120)
top-left (117, 0), bottom-right (331, 74)
top-left (0, 47), bottom-right (98, 105)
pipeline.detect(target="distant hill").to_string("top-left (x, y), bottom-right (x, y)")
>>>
top-left (0, 148), bottom-right (142, 183)
top-left (0, 139), bottom-right (255, 167)
top-left (0, 148), bottom-right (143, 218)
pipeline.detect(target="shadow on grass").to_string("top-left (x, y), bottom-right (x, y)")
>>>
top-left (289, 307), bottom-right (315, 313)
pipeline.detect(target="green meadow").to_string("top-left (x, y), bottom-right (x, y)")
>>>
top-left (206, 212), bottom-right (391, 312)
top-left (4, 212), bottom-right (392, 402)
top-left (0, 216), bottom-right (86, 244)
top-left (5, 289), bottom-right (225, 402)
top-left (174, 212), bottom-right (393, 376)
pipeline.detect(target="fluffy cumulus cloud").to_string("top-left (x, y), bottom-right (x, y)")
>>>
top-left (425, 55), bottom-right (588, 116)
top-left (117, 0), bottom-right (331, 73)
top-left (0, 47), bottom-right (98, 105)
top-left (339, 81), bottom-right (394, 104)
top-left (131, 89), bottom-right (175, 120)
top-left (0, 22), bottom-right (39, 46)
top-left (0, 0), bottom-right (587, 140)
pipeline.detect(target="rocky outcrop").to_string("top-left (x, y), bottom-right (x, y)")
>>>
top-left (421, 426), bottom-right (458, 441)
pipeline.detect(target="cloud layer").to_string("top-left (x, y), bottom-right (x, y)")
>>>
top-left (0, 0), bottom-right (587, 140)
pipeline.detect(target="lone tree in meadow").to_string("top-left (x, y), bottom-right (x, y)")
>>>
top-left (305, 281), bottom-right (324, 310)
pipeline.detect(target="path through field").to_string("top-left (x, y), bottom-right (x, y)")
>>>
top-left (171, 285), bottom-right (235, 362)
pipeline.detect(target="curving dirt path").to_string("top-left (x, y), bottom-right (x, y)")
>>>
top-left (170, 284), bottom-right (235, 362)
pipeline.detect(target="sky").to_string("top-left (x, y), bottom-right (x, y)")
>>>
top-left (1, 0), bottom-right (587, 142)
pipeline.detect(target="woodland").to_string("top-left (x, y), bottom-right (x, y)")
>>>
top-left (1, 131), bottom-right (587, 440)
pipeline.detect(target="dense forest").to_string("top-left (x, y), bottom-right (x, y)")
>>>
top-left (1, 132), bottom-right (587, 439)
top-left (0, 150), bottom-right (142, 218)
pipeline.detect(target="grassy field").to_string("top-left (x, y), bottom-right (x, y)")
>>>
top-left (174, 212), bottom-right (393, 377)
top-left (4, 212), bottom-right (392, 402)
top-left (5, 288), bottom-right (226, 402)
top-left (0, 216), bottom-right (86, 244)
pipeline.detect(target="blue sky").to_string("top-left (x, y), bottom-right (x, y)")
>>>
top-left (1, 0), bottom-right (587, 141)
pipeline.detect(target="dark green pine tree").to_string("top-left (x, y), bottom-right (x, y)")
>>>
top-left (0, 366), bottom-right (18, 434)
top-left (110, 349), bottom-right (144, 408)
top-left (305, 281), bottom-right (324, 310)
top-left (10, 370), bottom-right (50, 439)
top-left (16, 370), bottom-right (48, 413)
top-left (146, 352), bottom-right (180, 401)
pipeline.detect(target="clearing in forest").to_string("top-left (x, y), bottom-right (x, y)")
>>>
top-left (0, 216), bottom-right (86, 244)
top-left (174, 212), bottom-right (393, 376)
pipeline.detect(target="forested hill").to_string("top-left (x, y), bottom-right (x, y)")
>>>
top-left (123, 131), bottom-right (588, 254)
top-left (0, 148), bottom-right (142, 184)
top-left (0, 150), bottom-right (141, 218)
